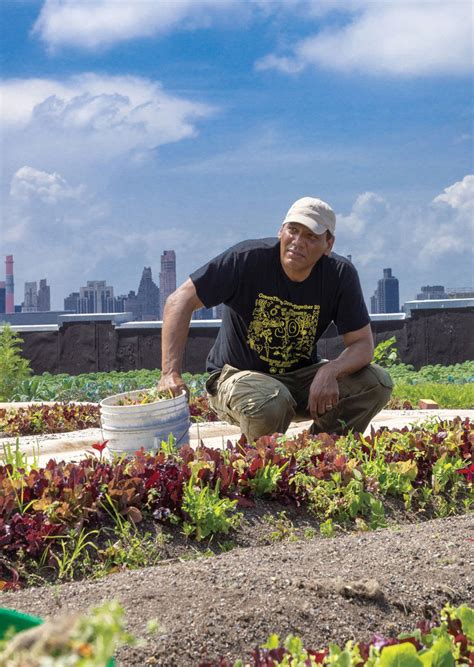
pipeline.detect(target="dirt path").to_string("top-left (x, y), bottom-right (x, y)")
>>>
top-left (2, 513), bottom-right (473, 666)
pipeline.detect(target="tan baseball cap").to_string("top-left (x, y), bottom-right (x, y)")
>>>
top-left (283, 197), bottom-right (336, 235)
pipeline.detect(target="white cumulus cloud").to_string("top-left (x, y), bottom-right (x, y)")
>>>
top-left (0, 73), bottom-right (215, 180)
top-left (337, 192), bottom-right (388, 236)
top-left (257, 1), bottom-right (473, 77)
top-left (10, 166), bottom-right (86, 205)
top-left (33, 0), bottom-right (239, 50)
top-left (335, 175), bottom-right (473, 302)
top-left (432, 174), bottom-right (474, 214)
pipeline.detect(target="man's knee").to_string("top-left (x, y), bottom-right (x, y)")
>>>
top-left (340, 363), bottom-right (393, 408)
top-left (240, 385), bottom-right (296, 442)
top-left (209, 367), bottom-right (296, 440)
top-left (368, 364), bottom-right (393, 407)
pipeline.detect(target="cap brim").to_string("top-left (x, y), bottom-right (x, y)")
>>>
top-left (283, 213), bottom-right (328, 235)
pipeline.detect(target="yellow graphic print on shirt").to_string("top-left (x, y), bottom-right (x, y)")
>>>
top-left (247, 294), bottom-right (320, 374)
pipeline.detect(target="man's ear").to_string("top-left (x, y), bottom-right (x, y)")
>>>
top-left (277, 224), bottom-right (285, 239)
top-left (324, 235), bottom-right (335, 256)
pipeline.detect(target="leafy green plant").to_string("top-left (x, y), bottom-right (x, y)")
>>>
top-left (373, 336), bottom-right (401, 368)
top-left (0, 324), bottom-right (32, 401)
top-left (182, 475), bottom-right (242, 540)
top-left (248, 461), bottom-right (288, 497)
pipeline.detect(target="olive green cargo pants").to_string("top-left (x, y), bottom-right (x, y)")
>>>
top-left (206, 361), bottom-right (393, 442)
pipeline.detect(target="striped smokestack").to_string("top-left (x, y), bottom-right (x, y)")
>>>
top-left (5, 255), bottom-right (14, 314)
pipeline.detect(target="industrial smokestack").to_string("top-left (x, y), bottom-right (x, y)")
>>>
top-left (5, 255), bottom-right (14, 314)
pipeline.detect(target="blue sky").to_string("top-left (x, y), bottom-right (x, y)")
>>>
top-left (1, 0), bottom-right (473, 310)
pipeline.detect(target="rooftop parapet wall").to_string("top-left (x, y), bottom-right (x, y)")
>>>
top-left (2, 308), bottom-right (473, 375)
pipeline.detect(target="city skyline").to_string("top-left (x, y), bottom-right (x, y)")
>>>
top-left (1, 1), bottom-right (473, 309)
top-left (2, 249), bottom-right (471, 319)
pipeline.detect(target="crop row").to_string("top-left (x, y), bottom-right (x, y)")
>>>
top-left (8, 369), bottom-right (206, 403)
top-left (0, 397), bottom-right (217, 436)
top-left (7, 364), bottom-right (474, 407)
top-left (0, 418), bottom-right (472, 589)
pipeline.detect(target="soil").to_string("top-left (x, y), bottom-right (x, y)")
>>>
top-left (1, 510), bottom-right (473, 666)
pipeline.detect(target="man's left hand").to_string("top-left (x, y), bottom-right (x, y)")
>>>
top-left (307, 363), bottom-right (340, 420)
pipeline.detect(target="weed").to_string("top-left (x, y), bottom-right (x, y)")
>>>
top-left (263, 511), bottom-right (298, 542)
top-left (1, 438), bottom-right (39, 476)
top-left (99, 524), bottom-right (163, 572)
top-left (319, 518), bottom-right (335, 538)
top-left (48, 528), bottom-right (99, 580)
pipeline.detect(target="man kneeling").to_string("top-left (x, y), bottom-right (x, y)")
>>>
top-left (158, 197), bottom-right (392, 441)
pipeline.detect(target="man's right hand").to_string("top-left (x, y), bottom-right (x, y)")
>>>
top-left (157, 371), bottom-right (189, 399)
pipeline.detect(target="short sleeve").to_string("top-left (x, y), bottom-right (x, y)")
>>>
top-left (332, 263), bottom-right (370, 334)
top-left (190, 247), bottom-right (241, 309)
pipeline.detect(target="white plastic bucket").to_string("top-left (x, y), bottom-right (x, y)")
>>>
top-left (100, 389), bottom-right (190, 455)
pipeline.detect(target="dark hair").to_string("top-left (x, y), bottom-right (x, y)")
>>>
top-left (326, 230), bottom-right (334, 241)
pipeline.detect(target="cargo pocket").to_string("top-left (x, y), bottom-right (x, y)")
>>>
top-left (367, 363), bottom-right (394, 390)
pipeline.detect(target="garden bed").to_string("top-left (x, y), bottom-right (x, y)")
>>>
top-left (0, 414), bottom-right (472, 664)
top-left (1, 514), bottom-right (472, 665)
top-left (1, 418), bottom-right (471, 586)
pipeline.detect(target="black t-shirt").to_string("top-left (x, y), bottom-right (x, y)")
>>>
top-left (190, 238), bottom-right (370, 375)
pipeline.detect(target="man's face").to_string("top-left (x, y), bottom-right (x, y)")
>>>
top-left (278, 222), bottom-right (334, 281)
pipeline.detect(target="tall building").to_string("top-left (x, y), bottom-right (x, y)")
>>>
top-left (159, 250), bottom-right (176, 319)
top-left (128, 268), bottom-right (160, 320)
top-left (370, 268), bottom-right (400, 313)
top-left (124, 290), bottom-right (138, 315)
top-left (23, 281), bottom-right (38, 312)
top-left (0, 282), bottom-right (5, 314)
top-left (5, 255), bottom-right (14, 314)
top-left (114, 294), bottom-right (129, 312)
top-left (64, 292), bottom-right (80, 312)
top-left (37, 279), bottom-right (51, 311)
top-left (64, 281), bottom-right (114, 314)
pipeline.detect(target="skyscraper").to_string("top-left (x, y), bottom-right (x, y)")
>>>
top-left (79, 280), bottom-right (115, 313)
top-left (159, 250), bottom-right (176, 319)
top-left (64, 292), bottom-right (80, 312)
top-left (129, 268), bottom-right (160, 320)
top-left (37, 279), bottom-right (51, 311)
top-left (0, 282), bottom-right (5, 314)
top-left (370, 268), bottom-right (400, 313)
top-left (23, 282), bottom-right (38, 312)
top-left (5, 255), bottom-right (14, 314)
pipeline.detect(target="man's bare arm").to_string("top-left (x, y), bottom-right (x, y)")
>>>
top-left (307, 323), bottom-right (374, 418)
top-left (157, 278), bottom-right (205, 396)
